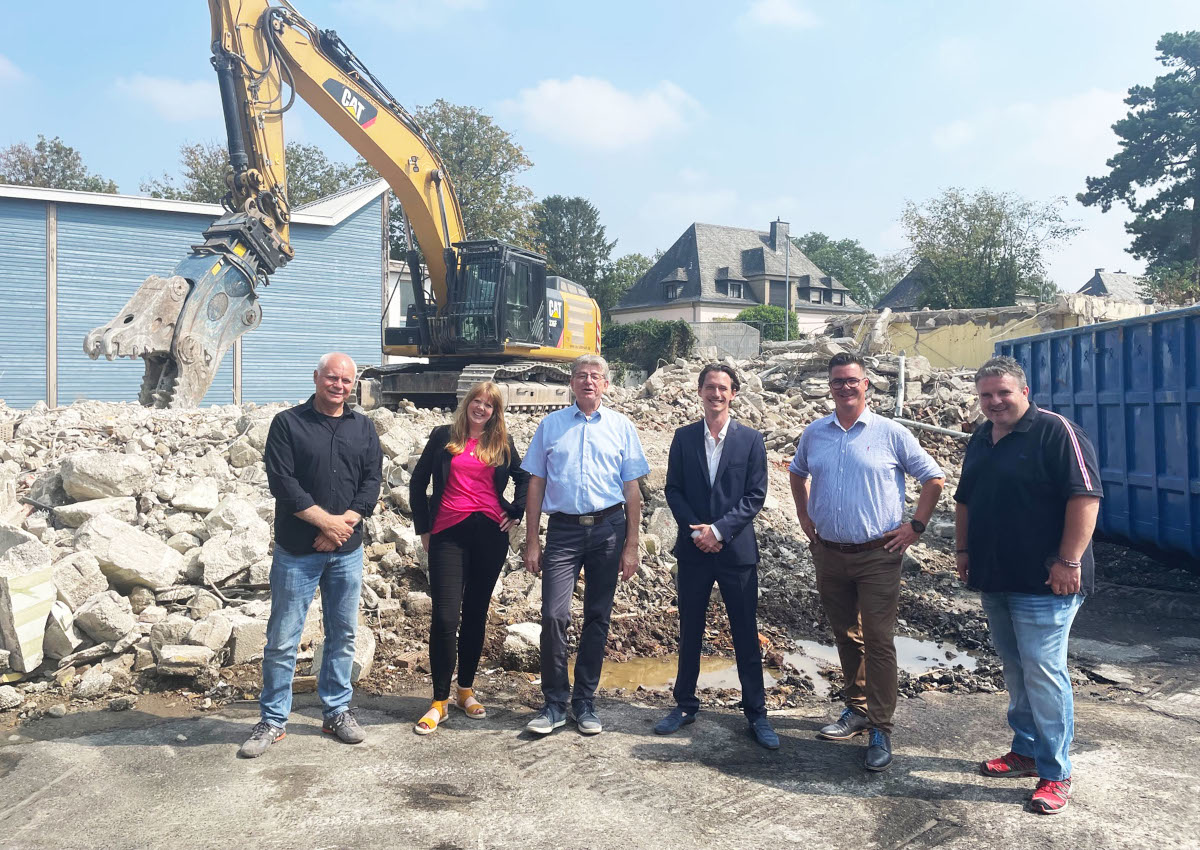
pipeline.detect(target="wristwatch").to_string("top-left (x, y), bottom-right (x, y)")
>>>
top-left (909, 519), bottom-right (926, 534)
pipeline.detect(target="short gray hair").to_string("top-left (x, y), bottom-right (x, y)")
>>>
top-left (975, 356), bottom-right (1027, 390)
top-left (571, 354), bottom-right (609, 380)
top-left (316, 352), bottom-right (357, 375)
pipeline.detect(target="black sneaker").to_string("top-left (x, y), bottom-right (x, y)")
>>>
top-left (238, 721), bottom-right (286, 758)
top-left (573, 701), bottom-right (602, 735)
top-left (818, 708), bottom-right (870, 740)
top-left (322, 708), bottom-right (366, 744)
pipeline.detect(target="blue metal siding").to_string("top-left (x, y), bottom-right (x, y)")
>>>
top-left (56, 205), bottom-right (234, 404)
top-left (240, 202), bottom-right (382, 403)
top-left (998, 305), bottom-right (1200, 558)
top-left (0, 200), bottom-right (47, 407)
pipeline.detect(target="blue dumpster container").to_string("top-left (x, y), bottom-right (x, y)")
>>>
top-left (998, 305), bottom-right (1200, 558)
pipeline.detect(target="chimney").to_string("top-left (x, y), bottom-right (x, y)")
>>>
top-left (1095, 268), bottom-right (1105, 275)
top-left (770, 218), bottom-right (790, 252)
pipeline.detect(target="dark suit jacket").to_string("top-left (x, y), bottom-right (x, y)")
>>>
top-left (664, 418), bottom-right (768, 567)
top-left (409, 424), bottom-right (530, 535)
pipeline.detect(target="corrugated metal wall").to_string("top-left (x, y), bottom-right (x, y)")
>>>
top-left (0, 200), bottom-right (48, 408)
top-left (56, 205), bottom-right (235, 405)
top-left (240, 203), bottom-right (382, 403)
top-left (0, 195), bottom-right (382, 409)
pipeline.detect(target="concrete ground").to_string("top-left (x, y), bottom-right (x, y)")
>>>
top-left (1, 680), bottom-right (1197, 850)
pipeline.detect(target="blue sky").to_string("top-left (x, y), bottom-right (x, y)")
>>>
top-left (2, 0), bottom-right (1196, 290)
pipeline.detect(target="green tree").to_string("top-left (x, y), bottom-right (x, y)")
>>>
top-left (534, 195), bottom-right (617, 304)
top-left (140, 140), bottom-right (229, 202)
top-left (0, 135), bottom-right (117, 193)
top-left (900, 188), bottom-right (1075, 309)
top-left (735, 304), bottom-right (798, 342)
top-left (415, 99), bottom-right (535, 245)
top-left (791, 232), bottom-right (892, 307)
top-left (1079, 31), bottom-right (1200, 303)
top-left (596, 252), bottom-right (653, 319)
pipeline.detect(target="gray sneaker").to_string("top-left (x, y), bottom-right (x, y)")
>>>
top-left (238, 721), bottom-right (286, 758)
top-left (573, 701), bottom-right (602, 736)
top-left (322, 708), bottom-right (366, 744)
top-left (525, 704), bottom-right (567, 735)
top-left (818, 708), bottom-right (870, 741)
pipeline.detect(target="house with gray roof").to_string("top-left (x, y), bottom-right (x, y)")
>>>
top-left (1076, 268), bottom-right (1151, 303)
top-left (611, 219), bottom-right (863, 332)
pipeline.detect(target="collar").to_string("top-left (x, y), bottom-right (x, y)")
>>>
top-left (978, 400), bottom-right (1038, 443)
top-left (704, 416), bottom-right (731, 443)
top-left (304, 394), bottom-right (353, 419)
top-left (828, 405), bottom-right (873, 432)
top-left (572, 402), bottom-right (604, 420)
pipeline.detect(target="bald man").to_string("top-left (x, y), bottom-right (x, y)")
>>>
top-left (239, 353), bottom-right (383, 758)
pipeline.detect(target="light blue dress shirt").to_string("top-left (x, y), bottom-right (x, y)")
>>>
top-left (522, 403), bottom-right (650, 514)
top-left (789, 408), bottom-right (943, 544)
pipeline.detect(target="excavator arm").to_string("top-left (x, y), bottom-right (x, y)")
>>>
top-left (85, 0), bottom-right (467, 407)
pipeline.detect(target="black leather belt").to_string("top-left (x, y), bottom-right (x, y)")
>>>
top-left (550, 503), bottom-right (625, 527)
top-left (815, 533), bottom-right (888, 554)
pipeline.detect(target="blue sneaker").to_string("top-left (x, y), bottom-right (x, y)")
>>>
top-left (525, 704), bottom-right (567, 735)
top-left (654, 707), bottom-right (697, 735)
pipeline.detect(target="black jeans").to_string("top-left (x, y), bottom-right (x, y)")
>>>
top-left (428, 512), bottom-right (509, 701)
top-left (540, 510), bottom-right (625, 712)
top-left (673, 559), bottom-right (766, 720)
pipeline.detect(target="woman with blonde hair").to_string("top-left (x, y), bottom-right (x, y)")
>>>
top-left (409, 382), bottom-right (529, 734)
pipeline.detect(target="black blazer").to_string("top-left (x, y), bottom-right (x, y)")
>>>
top-left (664, 418), bottom-right (768, 567)
top-left (409, 424), bottom-right (530, 535)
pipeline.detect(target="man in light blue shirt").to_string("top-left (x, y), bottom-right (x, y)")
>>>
top-left (522, 354), bottom-right (649, 736)
top-left (789, 352), bottom-right (944, 772)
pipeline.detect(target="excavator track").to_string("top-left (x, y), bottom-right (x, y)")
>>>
top-left (357, 360), bottom-right (574, 413)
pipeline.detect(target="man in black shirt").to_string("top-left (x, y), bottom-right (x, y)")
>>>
top-left (238, 352), bottom-right (383, 758)
top-left (955, 356), bottom-right (1101, 814)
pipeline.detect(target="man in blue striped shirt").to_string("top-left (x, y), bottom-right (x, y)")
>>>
top-left (521, 354), bottom-right (650, 736)
top-left (789, 352), bottom-right (944, 772)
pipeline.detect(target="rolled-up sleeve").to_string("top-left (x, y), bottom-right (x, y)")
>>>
top-left (620, 420), bottom-right (650, 481)
top-left (788, 430), bottom-right (810, 479)
top-left (896, 427), bottom-right (943, 482)
top-left (350, 425), bottom-right (383, 517)
top-left (264, 414), bottom-right (316, 514)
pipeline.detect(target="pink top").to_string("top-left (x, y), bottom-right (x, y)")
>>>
top-left (431, 438), bottom-right (506, 534)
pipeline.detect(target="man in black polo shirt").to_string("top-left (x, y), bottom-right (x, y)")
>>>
top-left (955, 356), bottom-right (1101, 814)
top-left (238, 352), bottom-right (383, 758)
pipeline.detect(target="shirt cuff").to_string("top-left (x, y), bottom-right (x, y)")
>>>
top-left (711, 525), bottom-right (723, 542)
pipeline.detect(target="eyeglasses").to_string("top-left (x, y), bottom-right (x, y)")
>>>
top-left (829, 377), bottom-right (863, 389)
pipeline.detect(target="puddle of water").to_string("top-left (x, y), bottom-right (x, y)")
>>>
top-left (598, 655), bottom-right (777, 693)
top-left (785, 636), bottom-right (976, 676)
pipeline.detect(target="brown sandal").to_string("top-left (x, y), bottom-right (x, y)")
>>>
top-left (413, 700), bottom-right (448, 735)
top-left (455, 687), bottom-right (486, 719)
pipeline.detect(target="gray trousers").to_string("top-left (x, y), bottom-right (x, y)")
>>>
top-left (540, 510), bottom-right (625, 710)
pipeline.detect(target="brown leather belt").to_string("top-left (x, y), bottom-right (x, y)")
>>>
top-left (816, 533), bottom-right (888, 554)
top-left (550, 503), bottom-right (625, 527)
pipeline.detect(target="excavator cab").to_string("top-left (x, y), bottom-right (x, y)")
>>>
top-left (450, 240), bottom-right (547, 353)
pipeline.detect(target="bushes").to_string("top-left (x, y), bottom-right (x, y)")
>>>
top-left (734, 305), bottom-right (798, 342)
top-left (603, 319), bottom-right (696, 374)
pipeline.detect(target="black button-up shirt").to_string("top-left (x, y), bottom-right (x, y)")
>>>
top-left (955, 401), bottom-right (1103, 595)
top-left (264, 396), bottom-right (383, 556)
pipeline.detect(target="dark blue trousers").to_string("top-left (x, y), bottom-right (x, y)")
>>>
top-left (673, 559), bottom-right (766, 720)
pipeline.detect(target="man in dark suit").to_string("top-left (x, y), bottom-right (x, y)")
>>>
top-left (656, 363), bottom-right (776, 748)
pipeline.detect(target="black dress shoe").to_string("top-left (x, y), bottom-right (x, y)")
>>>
top-left (865, 729), bottom-right (893, 771)
top-left (818, 708), bottom-right (870, 741)
top-left (749, 717), bottom-right (780, 750)
top-left (654, 707), bottom-right (696, 735)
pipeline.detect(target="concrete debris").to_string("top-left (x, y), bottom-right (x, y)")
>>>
top-left (171, 479), bottom-right (220, 513)
top-left (185, 612), bottom-right (232, 652)
top-left (73, 591), bottom-right (137, 643)
top-left (59, 452), bottom-right (153, 501)
top-left (75, 514), bottom-right (183, 591)
top-left (0, 683), bottom-right (23, 710)
top-left (52, 496), bottom-right (138, 529)
top-left (73, 665), bottom-right (114, 700)
top-left (43, 601), bottom-right (84, 660)
top-left (156, 644), bottom-right (214, 676)
top-left (0, 524), bottom-right (55, 673)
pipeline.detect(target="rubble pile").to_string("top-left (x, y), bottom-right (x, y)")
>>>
top-left (0, 337), bottom-right (1003, 723)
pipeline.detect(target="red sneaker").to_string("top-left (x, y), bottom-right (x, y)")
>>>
top-left (980, 750), bottom-right (1038, 778)
top-left (1031, 778), bottom-right (1072, 815)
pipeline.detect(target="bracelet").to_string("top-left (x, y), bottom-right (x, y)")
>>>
top-left (1054, 556), bottom-right (1082, 569)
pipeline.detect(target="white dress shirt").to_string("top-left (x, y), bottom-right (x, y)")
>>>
top-left (700, 417), bottom-right (731, 541)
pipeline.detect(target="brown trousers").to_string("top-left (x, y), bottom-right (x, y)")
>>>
top-left (812, 543), bottom-right (902, 734)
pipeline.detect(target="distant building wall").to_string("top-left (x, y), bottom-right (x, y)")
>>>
top-left (689, 321), bottom-right (760, 360)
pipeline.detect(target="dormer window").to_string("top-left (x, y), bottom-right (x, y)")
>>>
top-left (664, 284), bottom-right (682, 300)
top-left (718, 281), bottom-right (743, 298)
top-left (809, 288), bottom-right (822, 303)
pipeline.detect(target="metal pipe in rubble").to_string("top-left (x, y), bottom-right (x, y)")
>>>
top-left (896, 417), bottom-right (971, 440)
top-left (895, 354), bottom-right (906, 416)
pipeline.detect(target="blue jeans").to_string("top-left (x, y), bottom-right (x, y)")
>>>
top-left (981, 591), bottom-right (1083, 781)
top-left (259, 545), bottom-right (363, 727)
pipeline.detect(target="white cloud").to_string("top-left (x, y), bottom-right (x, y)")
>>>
top-left (936, 37), bottom-right (980, 75)
top-left (505, 77), bottom-right (700, 152)
top-left (739, 0), bottom-right (818, 30)
top-left (113, 75), bottom-right (221, 123)
top-left (0, 54), bottom-right (25, 84)
top-left (931, 88), bottom-right (1126, 170)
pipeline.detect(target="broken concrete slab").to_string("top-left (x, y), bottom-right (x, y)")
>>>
top-left (73, 665), bottom-right (114, 699)
top-left (44, 600), bottom-right (85, 660)
top-left (75, 514), bottom-right (183, 591)
top-left (186, 613), bottom-right (232, 653)
top-left (0, 524), bottom-right (55, 673)
top-left (52, 551), bottom-right (110, 611)
top-left (200, 528), bottom-right (269, 586)
top-left (73, 591), bottom-right (137, 643)
top-left (226, 613), bottom-right (268, 665)
top-left (52, 497), bottom-right (138, 529)
top-left (156, 644), bottom-right (214, 676)
top-left (59, 451), bottom-right (152, 501)
top-left (170, 479), bottom-right (220, 514)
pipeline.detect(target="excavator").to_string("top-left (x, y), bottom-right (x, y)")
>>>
top-left (84, 0), bottom-right (600, 411)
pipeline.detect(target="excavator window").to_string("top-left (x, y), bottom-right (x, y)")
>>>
top-left (456, 258), bottom-right (500, 347)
